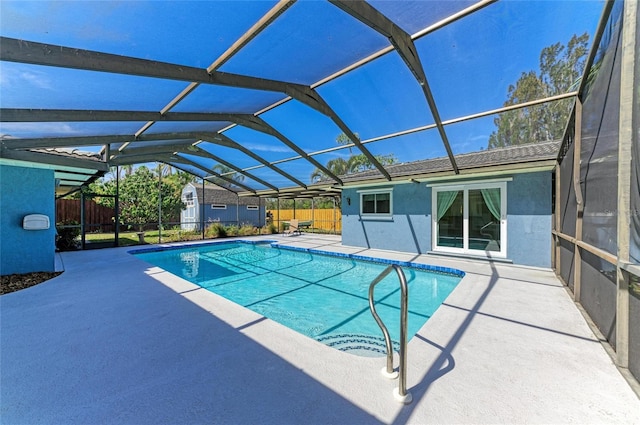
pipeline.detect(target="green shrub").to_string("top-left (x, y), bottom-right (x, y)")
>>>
top-left (56, 221), bottom-right (81, 251)
top-left (239, 224), bottom-right (256, 236)
top-left (205, 222), bottom-right (226, 238)
top-left (225, 225), bottom-right (239, 237)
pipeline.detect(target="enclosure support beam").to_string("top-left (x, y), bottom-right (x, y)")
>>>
top-left (330, 0), bottom-right (459, 174)
top-left (188, 146), bottom-right (280, 192)
top-left (615, 0), bottom-right (637, 369)
top-left (0, 147), bottom-right (109, 172)
top-left (0, 36), bottom-right (386, 180)
top-left (132, 0), bottom-right (295, 138)
top-left (554, 164), bottom-right (561, 271)
top-left (197, 135), bottom-right (307, 189)
top-left (171, 156), bottom-right (257, 194)
top-left (572, 99), bottom-right (583, 303)
top-left (234, 115), bottom-right (344, 185)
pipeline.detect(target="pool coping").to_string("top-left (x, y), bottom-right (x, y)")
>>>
top-left (5, 234), bottom-right (638, 424)
top-left (129, 238), bottom-right (466, 278)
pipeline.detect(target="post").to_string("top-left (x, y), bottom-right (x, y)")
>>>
top-left (615, 0), bottom-right (637, 368)
top-left (201, 179), bottom-right (205, 239)
top-left (115, 166), bottom-right (120, 247)
top-left (333, 197), bottom-right (337, 235)
top-left (158, 164), bottom-right (162, 244)
top-left (80, 191), bottom-right (86, 249)
top-left (573, 99), bottom-right (583, 302)
top-left (311, 197), bottom-right (315, 234)
top-left (554, 164), bottom-right (561, 272)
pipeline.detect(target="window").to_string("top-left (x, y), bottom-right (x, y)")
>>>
top-left (211, 204), bottom-right (227, 209)
top-left (183, 192), bottom-right (195, 219)
top-left (246, 205), bottom-right (259, 210)
top-left (359, 189), bottom-right (392, 217)
top-left (431, 180), bottom-right (507, 258)
top-left (184, 192), bottom-right (194, 207)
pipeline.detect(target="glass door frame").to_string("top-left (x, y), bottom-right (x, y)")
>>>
top-left (431, 179), bottom-right (508, 258)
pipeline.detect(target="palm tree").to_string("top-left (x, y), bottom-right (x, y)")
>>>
top-left (310, 132), bottom-right (399, 182)
top-left (310, 157), bottom-right (350, 183)
top-left (155, 163), bottom-right (174, 177)
top-left (211, 164), bottom-right (245, 187)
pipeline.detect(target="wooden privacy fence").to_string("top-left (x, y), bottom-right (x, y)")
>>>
top-left (56, 199), bottom-right (115, 232)
top-left (268, 209), bottom-right (342, 233)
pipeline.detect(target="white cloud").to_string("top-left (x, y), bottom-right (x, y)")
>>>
top-left (0, 122), bottom-right (78, 137)
top-left (0, 64), bottom-right (53, 90)
top-left (19, 70), bottom-right (53, 90)
top-left (243, 143), bottom-right (292, 153)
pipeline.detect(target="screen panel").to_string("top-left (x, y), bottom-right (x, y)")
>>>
top-left (317, 52), bottom-right (435, 141)
top-left (580, 3), bottom-right (622, 256)
top-left (219, 1), bottom-right (389, 85)
top-left (0, 62), bottom-right (188, 111)
top-left (415, 0), bottom-right (602, 121)
top-left (0, 1), bottom-right (278, 67)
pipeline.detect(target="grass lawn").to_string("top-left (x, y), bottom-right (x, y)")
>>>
top-left (84, 229), bottom-right (203, 246)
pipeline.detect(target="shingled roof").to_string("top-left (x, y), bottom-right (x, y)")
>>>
top-left (194, 183), bottom-right (263, 206)
top-left (339, 141), bottom-right (561, 184)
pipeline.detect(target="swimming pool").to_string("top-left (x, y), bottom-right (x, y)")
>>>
top-left (133, 241), bottom-right (464, 356)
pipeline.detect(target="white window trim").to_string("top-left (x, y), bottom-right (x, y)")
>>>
top-left (211, 204), bottom-right (227, 210)
top-left (431, 181), bottom-right (508, 258)
top-left (246, 205), bottom-right (259, 210)
top-left (183, 192), bottom-right (195, 208)
top-left (358, 188), bottom-right (393, 219)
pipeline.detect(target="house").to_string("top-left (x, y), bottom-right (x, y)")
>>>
top-left (180, 183), bottom-right (266, 231)
top-left (340, 141), bottom-right (560, 268)
top-left (0, 148), bottom-right (106, 275)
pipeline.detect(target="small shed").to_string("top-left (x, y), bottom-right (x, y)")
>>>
top-left (180, 183), bottom-right (265, 231)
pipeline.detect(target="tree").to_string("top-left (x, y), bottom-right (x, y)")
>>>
top-left (310, 133), bottom-right (398, 182)
top-left (488, 33), bottom-right (589, 149)
top-left (209, 164), bottom-right (245, 188)
top-left (310, 158), bottom-right (350, 183)
top-left (117, 166), bottom-right (185, 232)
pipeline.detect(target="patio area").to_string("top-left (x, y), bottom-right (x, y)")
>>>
top-left (1, 234), bottom-right (639, 424)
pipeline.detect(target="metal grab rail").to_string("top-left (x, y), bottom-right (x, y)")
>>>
top-left (368, 264), bottom-right (412, 404)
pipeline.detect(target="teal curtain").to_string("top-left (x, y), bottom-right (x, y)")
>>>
top-left (481, 188), bottom-right (501, 221)
top-left (437, 191), bottom-right (459, 221)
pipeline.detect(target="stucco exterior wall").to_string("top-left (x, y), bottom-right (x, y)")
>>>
top-left (341, 171), bottom-right (552, 268)
top-left (506, 172), bottom-right (553, 267)
top-left (342, 183), bottom-right (432, 254)
top-left (0, 164), bottom-right (56, 275)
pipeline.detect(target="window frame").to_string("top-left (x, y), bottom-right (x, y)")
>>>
top-left (246, 205), bottom-right (259, 211)
top-left (211, 204), bottom-right (227, 210)
top-left (430, 179), bottom-right (508, 258)
top-left (358, 188), bottom-right (393, 219)
top-left (183, 192), bottom-right (195, 208)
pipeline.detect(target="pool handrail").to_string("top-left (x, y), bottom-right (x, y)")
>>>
top-left (368, 264), bottom-right (412, 404)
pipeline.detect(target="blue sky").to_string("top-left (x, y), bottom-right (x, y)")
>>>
top-left (0, 0), bottom-right (605, 187)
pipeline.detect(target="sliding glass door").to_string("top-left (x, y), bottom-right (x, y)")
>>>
top-left (432, 181), bottom-right (507, 258)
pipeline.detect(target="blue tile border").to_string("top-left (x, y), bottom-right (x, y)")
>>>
top-left (269, 243), bottom-right (465, 278)
top-left (127, 239), bottom-right (276, 255)
top-left (129, 238), bottom-right (465, 278)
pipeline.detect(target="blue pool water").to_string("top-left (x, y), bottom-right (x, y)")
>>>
top-left (133, 241), bottom-right (464, 356)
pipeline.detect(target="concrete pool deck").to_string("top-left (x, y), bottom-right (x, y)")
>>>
top-left (1, 234), bottom-right (639, 424)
